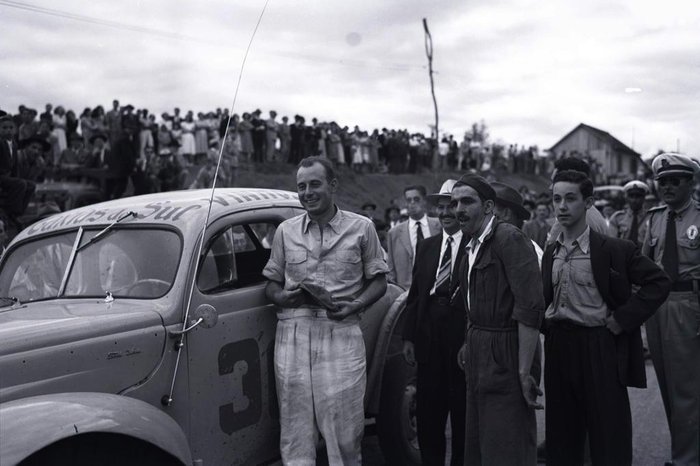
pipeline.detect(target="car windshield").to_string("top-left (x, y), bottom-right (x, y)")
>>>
top-left (0, 228), bottom-right (181, 303)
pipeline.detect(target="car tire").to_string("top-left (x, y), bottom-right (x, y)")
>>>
top-left (376, 351), bottom-right (421, 466)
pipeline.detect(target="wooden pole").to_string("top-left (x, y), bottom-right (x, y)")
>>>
top-left (423, 18), bottom-right (440, 170)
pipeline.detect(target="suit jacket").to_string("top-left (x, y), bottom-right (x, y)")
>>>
top-left (0, 139), bottom-right (19, 177)
top-left (543, 229), bottom-right (671, 388)
top-left (386, 216), bottom-right (442, 290)
top-left (402, 233), bottom-right (468, 363)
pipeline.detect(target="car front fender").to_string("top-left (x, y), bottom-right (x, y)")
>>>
top-left (0, 392), bottom-right (192, 466)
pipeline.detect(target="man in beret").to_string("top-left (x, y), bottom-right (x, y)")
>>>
top-left (608, 180), bottom-right (650, 245)
top-left (403, 179), bottom-right (467, 465)
top-left (452, 174), bottom-right (544, 465)
top-left (643, 152), bottom-right (700, 466)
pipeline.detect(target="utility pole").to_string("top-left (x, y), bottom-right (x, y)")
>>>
top-left (423, 18), bottom-right (440, 170)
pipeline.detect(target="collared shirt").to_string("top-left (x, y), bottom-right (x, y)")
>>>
top-left (547, 207), bottom-right (609, 245)
top-left (466, 216), bottom-right (495, 308)
top-left (430, 230), bottom-right (463, 295)
top-left (643, 199), bottom-right (700, 280)
top-left (545, 227), bottom-right (610, 326)
top-left (409, 215), bottom-right (430, 251)
top-left (263, 207), bottom-right (389, 303)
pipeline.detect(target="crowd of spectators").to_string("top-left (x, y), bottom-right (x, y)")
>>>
top-left (3, 100), bottom-right (555, 189)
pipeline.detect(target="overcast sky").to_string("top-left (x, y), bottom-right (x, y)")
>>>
top-left (2, 0), bottom-right (698, 157)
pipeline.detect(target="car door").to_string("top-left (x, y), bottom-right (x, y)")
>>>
top-left (185, 207), bottom-right (302, 466)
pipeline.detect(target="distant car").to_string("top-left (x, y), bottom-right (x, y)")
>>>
top-left (0, 188), bottom-right (419, 466)
top-left (593, 185), bottom-right (625, 211)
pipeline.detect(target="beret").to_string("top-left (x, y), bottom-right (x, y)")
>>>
top-left (455, 174), bottom-right (496, 202)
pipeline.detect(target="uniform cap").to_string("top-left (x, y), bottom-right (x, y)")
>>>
top-left (623, 180), bottom-right (649, 194)
top-left (652, 152), bottom-right (699, 179)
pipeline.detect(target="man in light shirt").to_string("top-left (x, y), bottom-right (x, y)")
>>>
top-left (543, 169), bottom-right (669, 465)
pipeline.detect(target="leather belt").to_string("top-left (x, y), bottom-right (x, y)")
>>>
top-left (469, 323), bottom-right (517, 332)
top-left (670, 279), bottom-right (699, 292)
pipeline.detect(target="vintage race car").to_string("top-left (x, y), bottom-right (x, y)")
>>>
top-left (0, 188), bottom-right (419, 466)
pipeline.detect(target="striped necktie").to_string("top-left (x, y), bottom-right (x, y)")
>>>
top-left (434, 236), bottom-right (453, 296)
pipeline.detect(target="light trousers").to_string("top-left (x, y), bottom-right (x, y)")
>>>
top-left (274, 313), bottom-right (366, 466)
top-left (646, 291), bottom-right (700, 466)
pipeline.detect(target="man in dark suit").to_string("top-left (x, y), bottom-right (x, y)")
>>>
top-left (402, 179), bottom-right (466, 466)
top-left (0, 114), bottom-right (36, 218)
top-left (543, 169), bottom-right (671, 466)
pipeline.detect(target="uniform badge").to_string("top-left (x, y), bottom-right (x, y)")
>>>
top-left (688, 225), bottom-right (698, 240)
top-left (649, 237), bottom-right (658, 247)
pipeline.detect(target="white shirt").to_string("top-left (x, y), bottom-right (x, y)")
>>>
top-left (409, 215), bottom-right (430, 251)
top-left (430, 230), bottom-right (463, 295)
top-left (466, 216), bottom-right (495, 308)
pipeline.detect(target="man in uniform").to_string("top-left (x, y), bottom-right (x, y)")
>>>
top-left (263, 156), bottom-right (388, 465)
top-left (643, 152), bottom-right (700, 466)
top-left (608, 180), bottom-right (650, 246)
top-left (453, 174), bottom-right (544, 466)
top-left (403, 179), bottom-right (467, 466)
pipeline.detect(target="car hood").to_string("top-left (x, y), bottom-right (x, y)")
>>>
top-left (0, 300), bottom-right (169, 403)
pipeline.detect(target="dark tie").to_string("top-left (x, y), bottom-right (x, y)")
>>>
top-left (661, 211), bottom-right (679, 282)
top-left (435, 236), bottom-right (453, 296)
top-left (628, 212), bottom-right (639, 245)
top-left (416, 222), bottom-right (424, 242)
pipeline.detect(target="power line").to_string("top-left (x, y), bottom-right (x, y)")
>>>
top-left (0, 0), bottom-right (428, 73)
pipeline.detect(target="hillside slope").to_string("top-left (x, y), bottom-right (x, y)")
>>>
top-left (235, 162), bottom-right (551, 213)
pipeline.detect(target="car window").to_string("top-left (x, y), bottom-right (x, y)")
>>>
top-left (0, 231), bottom-right (76, 302)
top-left (198, 222), bottom-right (277, 293)
top-left (64, 228), bottom-right (181, 299)
top-left (0, 228), bottom-right (181, 302)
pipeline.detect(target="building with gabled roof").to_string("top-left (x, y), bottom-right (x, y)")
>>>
top-left (549, 123), bottom-right (642, 184)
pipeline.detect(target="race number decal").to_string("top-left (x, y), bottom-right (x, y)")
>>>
top-left (218, 339), bottom-right (262, 434)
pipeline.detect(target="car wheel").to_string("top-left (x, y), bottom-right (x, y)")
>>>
top-left (376, 351), bottom-right (421, 466)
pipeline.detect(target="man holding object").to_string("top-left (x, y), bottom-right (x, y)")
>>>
top-left (263, 156), bottom-right (388, 465)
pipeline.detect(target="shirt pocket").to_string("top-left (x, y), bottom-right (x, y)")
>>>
top-left (336, 249), bottom-right (362, 282)
top-left (285, 249), bottom-right (308, 283)
top-left (572, 268), bottom-right (604, 307)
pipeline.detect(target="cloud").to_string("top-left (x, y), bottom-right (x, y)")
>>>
top-left (1, 0), bottom-right (698, 156)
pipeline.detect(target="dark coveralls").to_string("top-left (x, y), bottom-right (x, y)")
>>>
top-left (459, 219), bottom-right (544, 466)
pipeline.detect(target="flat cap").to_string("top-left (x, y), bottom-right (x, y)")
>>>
top-left (455, 174), bottom-right (496, 202)
top-left (652, 152), bottom-right (699, 179)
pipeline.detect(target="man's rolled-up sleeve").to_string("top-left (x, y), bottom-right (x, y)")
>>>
top-left (361, 222), bottom-right (389, 278)
top-left (262, 227), bottom-right (286, 283)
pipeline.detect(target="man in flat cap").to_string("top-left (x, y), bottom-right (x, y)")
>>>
top-left (643, 152), bottom-right (700, 466)
top-left (608, 180), bottom-right (651, 246)
top-left (403, 179), bottom-right (467, 465)
top-left (452, 174), bottom-right (544, 465)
